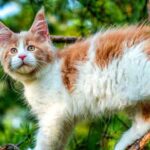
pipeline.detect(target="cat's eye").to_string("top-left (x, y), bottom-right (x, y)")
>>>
top-left (10, 48), bottom-right (18, 54)
top-left (27, 45), bottom-right (35, 51)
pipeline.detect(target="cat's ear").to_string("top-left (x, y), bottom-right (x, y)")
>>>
top-left (30, 8), bottom-right (49, 41)
top-left (0, 22), bottom-right (13, 43)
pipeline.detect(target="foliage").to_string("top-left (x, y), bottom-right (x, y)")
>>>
top-left (0, 0), bottom-right (149, 149)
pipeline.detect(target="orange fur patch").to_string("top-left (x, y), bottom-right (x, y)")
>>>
top-left (1, 34), bottom-right (18, 70)
top-left (95, 26), bottom-right (150, 68)
top-left (58, 40), bottom-right (89, 91)
top-left (140, 102), bottom-right (150, 121)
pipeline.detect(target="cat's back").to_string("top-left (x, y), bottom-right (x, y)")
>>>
top-left (57, 25), bottom-right (150, 115)
top-left (58, 25), bottom-right (150, 90)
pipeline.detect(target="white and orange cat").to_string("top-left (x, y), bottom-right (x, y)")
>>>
top-left (1, 8), bottom-right (150, 150)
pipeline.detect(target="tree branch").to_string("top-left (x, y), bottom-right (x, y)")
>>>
top-left (126, 131), bottom-right (150, 150)
top-left (50, 35), bottom-right (83, 43)
top-left (0, 144), bottom-right (19, 150)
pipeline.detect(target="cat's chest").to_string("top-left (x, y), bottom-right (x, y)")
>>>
top-left (24, 83), bottom-right (52, 107)
top-left (25, 85), bottom-right (63, 118)
top-left (24, 78), bottom-right (66, 110)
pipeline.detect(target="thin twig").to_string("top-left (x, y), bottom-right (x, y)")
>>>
top-left (50, 35), bottom-right (83, 43)
top-left (116, 115), bottom-right (129, 129)
top-left (147, 0), bottom-right (150, 21)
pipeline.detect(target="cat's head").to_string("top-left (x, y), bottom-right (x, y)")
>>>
top-left (0, 8), bottom-right (54, 82)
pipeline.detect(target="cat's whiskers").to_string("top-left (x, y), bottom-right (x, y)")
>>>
top-left (36, 59), bottom-right (49, 65)
top-left (0, 73), bottom-right (8, 81)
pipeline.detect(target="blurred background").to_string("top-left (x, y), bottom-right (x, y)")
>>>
top-left (0, 0), bottom-right (149, 149)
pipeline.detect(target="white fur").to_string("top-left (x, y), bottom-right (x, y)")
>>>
top-left (8, 32), bottom-right (150, 149)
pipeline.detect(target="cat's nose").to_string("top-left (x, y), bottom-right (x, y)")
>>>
top-left (18, 55), bottom-right (27, 61)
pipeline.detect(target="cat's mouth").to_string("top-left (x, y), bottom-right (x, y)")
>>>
top-left (15, 63), bottom-right (36, 75)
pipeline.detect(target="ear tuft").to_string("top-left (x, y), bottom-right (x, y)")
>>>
top-left (30, 7), bottom-right (49, 40)
top-left (0, 22), bottom-right (13, 43)
top-left (35, 7), bottom-right (45, 21)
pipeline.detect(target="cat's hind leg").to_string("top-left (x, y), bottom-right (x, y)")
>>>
top-left (115, 102), bottom-right (150, 150)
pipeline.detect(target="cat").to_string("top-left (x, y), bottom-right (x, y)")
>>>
top-left (1, 8), bottom-right (150, 150)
